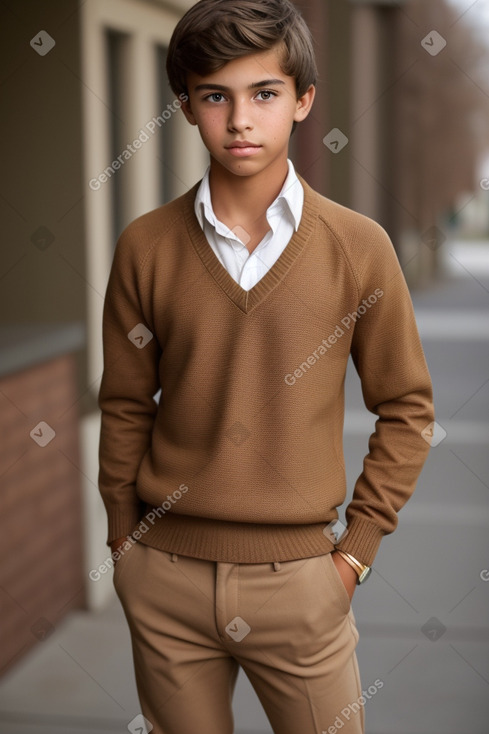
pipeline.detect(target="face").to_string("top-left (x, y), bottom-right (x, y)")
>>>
top-left (180, 45), bottom-right (315, 178)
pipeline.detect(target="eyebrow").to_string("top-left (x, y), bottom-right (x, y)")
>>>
top-left (194, 79), bottom-right (286, 92)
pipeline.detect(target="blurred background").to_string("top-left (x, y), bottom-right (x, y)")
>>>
top-left (0, 0), bottom-right (488, 732)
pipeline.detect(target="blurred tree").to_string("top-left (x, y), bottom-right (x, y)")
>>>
top-left (393, 0), bottom-right (489, 279)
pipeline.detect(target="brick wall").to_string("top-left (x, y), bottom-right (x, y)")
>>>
top-left (0, 354), bottom-right (86, 677)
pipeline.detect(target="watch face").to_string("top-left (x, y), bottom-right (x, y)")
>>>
top-left (358, 566), bottom-right (372, 584)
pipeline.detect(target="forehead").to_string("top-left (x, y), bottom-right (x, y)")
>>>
top-left (186, 47), bottom-right (294, 91)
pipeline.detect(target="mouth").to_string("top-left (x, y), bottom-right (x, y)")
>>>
top-left (225, 141), bottom-right (262, 157)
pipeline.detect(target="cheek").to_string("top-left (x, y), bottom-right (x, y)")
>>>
top-left (268, 112), bottom-right (293, 137)
top-left (199, 114), bottom-right (224, 138)
top-left (270, 102), bottom-right (296, 126)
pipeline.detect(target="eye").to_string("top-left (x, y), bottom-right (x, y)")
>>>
top-left (256, 90), bottom-right (277, 101)
top-left (205, 92), bottom-right (226, 103)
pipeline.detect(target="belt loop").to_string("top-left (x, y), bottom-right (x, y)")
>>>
top-left (171, 553), bottom-right (178, 562)
top-left (273, 561), bottom-right (281, 572)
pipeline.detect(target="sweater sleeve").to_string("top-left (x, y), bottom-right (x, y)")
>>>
top-left (335, 220), bottom-right (434, 566)
top-left (97, 227), bottom-right (162, 547)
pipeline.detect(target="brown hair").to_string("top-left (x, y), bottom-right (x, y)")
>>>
top-left (166, 0), bottom-right (317, 100)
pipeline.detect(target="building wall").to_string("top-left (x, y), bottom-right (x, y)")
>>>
top-left (0, 0), bottom-right (88, 391)
top-left (0, 0), bottom-right (89, 676)
top-left (0, 0), bottom-right (211, 651)
top-left (0, 354), bottom-right (85, 676)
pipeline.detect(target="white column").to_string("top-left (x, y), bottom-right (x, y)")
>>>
top-left (119, 32), bottom-right (161, 222)
top-left (80, 0), bottom-right (114, 390)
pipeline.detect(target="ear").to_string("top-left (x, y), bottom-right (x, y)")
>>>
top-left (180, 95), bottom-right (198, 126)
top-left (293, 84), bottom-right (316, 123)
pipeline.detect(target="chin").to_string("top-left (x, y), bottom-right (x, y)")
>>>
top-left (219, 163), bottom-right (263, 177)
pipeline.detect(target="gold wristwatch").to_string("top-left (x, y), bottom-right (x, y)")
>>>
top-left (335, 549), bottom-right (372, 585)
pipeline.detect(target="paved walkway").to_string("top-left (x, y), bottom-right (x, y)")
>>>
top-left (0, 239), bottom-right (488, 734)
top-left (345, 240), bottom-right (489, 734)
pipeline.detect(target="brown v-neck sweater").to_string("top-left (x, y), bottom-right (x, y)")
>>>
top-left (97, 174), bottom-right (434, 566)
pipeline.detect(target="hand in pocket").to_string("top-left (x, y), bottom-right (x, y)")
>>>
top-left (331, 551), bottom-right (357, 602)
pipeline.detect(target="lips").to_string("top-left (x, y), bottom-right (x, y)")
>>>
top-left (225, 141), bottom-right (262, 157)
top-left (226, 140), bottom-right (261, 149)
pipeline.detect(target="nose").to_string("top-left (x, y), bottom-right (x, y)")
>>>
top-left (227, 97), bottom-right (253, 133)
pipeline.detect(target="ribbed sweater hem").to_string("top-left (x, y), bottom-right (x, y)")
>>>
top-left (131, 511), bottom-right (336, 563)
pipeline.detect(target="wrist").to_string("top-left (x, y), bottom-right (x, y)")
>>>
top-left (334, 550), bottom-right (360, 577)
top-left (334, 549), bottom-right (372, 585)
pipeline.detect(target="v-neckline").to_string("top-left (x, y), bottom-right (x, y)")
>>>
top-left (183, 174), bottom-right (319, 314)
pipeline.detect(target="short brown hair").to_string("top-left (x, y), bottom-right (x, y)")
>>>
top-left (166, 0), bottom-right (317, 99)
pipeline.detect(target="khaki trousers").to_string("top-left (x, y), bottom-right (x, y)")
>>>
top-left (113, 541), bottom-right (364, 734)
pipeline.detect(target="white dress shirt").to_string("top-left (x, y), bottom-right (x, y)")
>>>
top-left (194, 159), bottom-right (304, 291)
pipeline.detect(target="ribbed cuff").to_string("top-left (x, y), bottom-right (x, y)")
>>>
top-left (106, 503), bottom-right (143, 547)
top-left (335, 516), bottom-right (384, 567)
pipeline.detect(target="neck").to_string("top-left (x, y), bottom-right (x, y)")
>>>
top-left (208, 156), bottom-right (290, 229)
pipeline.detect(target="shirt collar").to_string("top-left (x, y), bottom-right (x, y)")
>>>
top-left (194, 159), bottom-right (303, 234)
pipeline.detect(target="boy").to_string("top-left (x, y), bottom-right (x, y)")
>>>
top-left (97, 1), bottom-right (434, 732)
